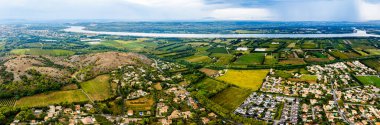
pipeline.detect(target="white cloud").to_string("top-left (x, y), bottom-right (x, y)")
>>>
top-left (0, 0), bottom-right (379, 21)
top-left (210, 8), bottom-right (272, 20)
top-left (357, 0), bottom-right (380, 21)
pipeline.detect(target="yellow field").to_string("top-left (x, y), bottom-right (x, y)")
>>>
top-left (217, 69), bottom-right (269, 90)
top-left (15, 90), bottom-right (89, 107)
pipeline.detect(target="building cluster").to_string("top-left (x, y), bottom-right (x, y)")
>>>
top-left (342, 104), bottom-right (380, 124)
top-left (342, 85), bottom-right (379, 105)
top-left (11, 104), bottom-right (97, 125)
top-left (235, 92), bottom-right (299, 124)
top-left (307, 61), bottom-right (377, 88)
top-left (260, 69), bottom-right (329, 98)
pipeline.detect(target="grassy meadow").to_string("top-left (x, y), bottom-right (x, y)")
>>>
top-left (10, 48), bottom-right (75, 56)
top-left (126, 97), bottom-right (154, 111)
top-left (234, 53), bottom-right (265, 65)
top-left (15, 90), bottom-right (89, 107)
top-left (80, 75), bottom-right (115, 101)
top-left (211, 87), bottom-right (252, 112)
top-left (355, 75), bottom-right (380, 87)
top-left (194, 78), bottom-right (229, 97)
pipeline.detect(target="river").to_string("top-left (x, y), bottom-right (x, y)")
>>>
top-left (64, 26), bottom-right (380, 38)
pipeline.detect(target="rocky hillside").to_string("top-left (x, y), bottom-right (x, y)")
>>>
top-left (0, 52), bottom-right (153, 98)
top-left (0, 52), bottom-right (152, 83)
top-left (70, 52), bottom-right (153, 81)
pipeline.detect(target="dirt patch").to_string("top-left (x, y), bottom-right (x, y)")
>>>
top-left (199, 68), bottom-right (218, 76)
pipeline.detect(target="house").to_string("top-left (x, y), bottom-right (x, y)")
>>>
top-left (128, 110), bottom-right (134, 116)
top-left (255, 48), bottom-right (267, 52)
top-left (81, 117), bottom-right (95, 124)
top-left (236, 47), bottom-right (248, 51)
top-left (202, 117), bottom-right (210, 124)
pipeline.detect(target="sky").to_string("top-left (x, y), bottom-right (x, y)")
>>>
top-left (0, 0), bottom-right (379, 21)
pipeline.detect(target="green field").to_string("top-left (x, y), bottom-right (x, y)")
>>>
top-left (80, 75), bottom-right (115, 101)
top-left (98, 39), bottom-right (157, 51)
top-left (234, 53), bottom-right (265, 65)
top-left (364, 49), bottom-right (380, 55)
top-left (274, 70), bottom-right (293, 79)
top-left (211, 87), bottom-right (252, 112)
top-left (15, 90), bottom-right (89, 107)
top-left (184, 55), bottom-right (213, 63)
top-left (10, 48), bottom-right (75, 56)
top-left (211, 53), bottom-right (234, 65)
top-left (329, 51), bottom-right (359, 59)
top-left (361, 59), bottom-right (380, 72)
top-left (194, 78), bottom-right (229, 97)
top-left (207, 47), bottom-right (228, 53)
top-left (279, 58), bottom-right (306, 65)
top-left (264, 55), bottom-right (278, 65)
top-left (301, 40), bottom-right (317, 49)
top-left (194, 46), bottom-right (211, 55)
top-left (300, 75), bottom-right (318, 83)
top-left (217, 69), bottom-right (269, 90)
top-left (355, 75), bottom-right (380, 87)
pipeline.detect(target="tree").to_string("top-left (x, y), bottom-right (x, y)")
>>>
top-left (16, 109), bottom-right (35, 121)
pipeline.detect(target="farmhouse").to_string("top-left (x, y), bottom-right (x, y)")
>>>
top-left (255, 48), bottom-right (267, 52)
top-left (236, 47), bottom-right (248, 51)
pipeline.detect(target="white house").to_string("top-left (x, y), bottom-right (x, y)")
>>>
top-left (236, 47), bottom-right (248, 51)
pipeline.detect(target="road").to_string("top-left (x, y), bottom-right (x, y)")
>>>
top-left (153, 59), bottom-right (163, 73)
top-left (80, 89), bottom-right (94, 104)
top-left (330, 82), bottom-right (354, 125)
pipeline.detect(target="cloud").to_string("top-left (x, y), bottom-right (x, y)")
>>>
top-left (0, 0), bottom-right (379, 21)
top-left (210, 8), bottom-right (273, 20)
top-left (358, 0), bottom-right (380, 21)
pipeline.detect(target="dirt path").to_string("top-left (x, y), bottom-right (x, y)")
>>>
top-left (80, 89), bottom-right (94, 104)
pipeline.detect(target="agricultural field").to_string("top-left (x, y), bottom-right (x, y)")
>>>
top-left (186, 42), bottom-right (209, 47)
top-left (207, 47), bottom-right (228, 53)
top-left (287, 42), bottom-right (296, 48)
top-left (211, 87), bottom-right (252, 112)
top-left (0, 98), bottom-right (16, 107)
top-left (217, 69), bottom-right (269, 90)
top-left (363, 49), bottom-right (380, 55)
top-left (274, 70), bottom-right (293, 79)
top-left (60, 84), bottom-right (79, 91)
top-left (15, 90), bottom-right (89, 107)
top-left (210, 53), bottom-right (234, 65)
top-left (10, 48), bottom-right (75, 56)
top-left (96, 39), bottom-right (157, 51)
top-left (354, 75), bottom-right (380, 88)
top-left (194, 78), bottom-right (229, 97)
top-left (80, 75), bottom-right (115, 101)
top-left (290, 75), bottom-right (318, 83)
top-left (264, 55), bottom-right (278, 65)
top-left (329, 50), bottom-right (360, 59)
top-left (125, 96), bottom-right (154, 111)
top-left (184, 55), bottom-right (212, 63)
top-left (199, 68), bottom-right (219, 76)
top-left (279, 58), bottom-right (306, 65)
top-left (361, 59), bottom-right (380, 72)
top-left (301, 40), bottom-right (318, 49)
top-left (194, 46), bottom-right (211, 55)
top-left (234, 53), bottom-right (265, 65)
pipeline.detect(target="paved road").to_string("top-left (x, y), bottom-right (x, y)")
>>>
top-left (330, 82), bottom-right (353, 125)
